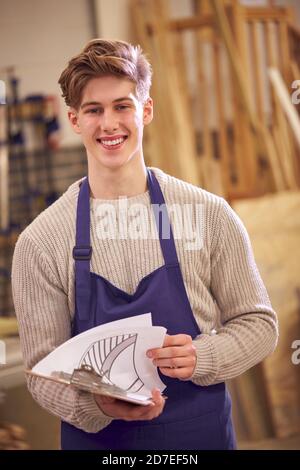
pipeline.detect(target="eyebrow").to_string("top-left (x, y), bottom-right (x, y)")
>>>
top-left (80, 97), bottom-right (135, 109)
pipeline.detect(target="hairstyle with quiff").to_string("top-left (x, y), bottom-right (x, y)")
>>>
top-left (58, 39), bottom-right (152, 110)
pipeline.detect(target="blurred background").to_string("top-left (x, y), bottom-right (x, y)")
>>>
top-left (0, 0), bottom-right (300, 450)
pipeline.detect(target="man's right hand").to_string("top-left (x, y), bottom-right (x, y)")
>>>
top-left (94, 388), bottom-right (165, 421)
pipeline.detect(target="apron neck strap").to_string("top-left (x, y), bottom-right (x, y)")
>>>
top-left (73, 177), bottom-right (92, 320)
top-left (147, 169), bottom-right (179, 266)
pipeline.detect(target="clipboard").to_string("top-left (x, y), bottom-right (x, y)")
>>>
top-left (26, 364), bottom-right (154, 406)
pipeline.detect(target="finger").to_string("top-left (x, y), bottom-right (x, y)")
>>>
top-left (135, 389), bottom-right (162, 414)
top-left (147, 335), bottom-right (193, 358)
top-left (137, 389), bottom-right (164, 412)
top-left (148, 343), bottom-right (196, 360)
top-left (159, 366), bottom-right (194, 380)
top-left (151, 388), bottom-right (164, 404)
top-left (162, 334), bottom-right (192, 347)
top-left (153, 355), bottom-right (196, 368)
top-left (136, 389), bottom-right (165, 420)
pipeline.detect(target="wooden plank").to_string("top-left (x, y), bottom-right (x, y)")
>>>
top-left (269, 68), bottom-right (300, 151)
top-left (291, 61), bottom-right (300, 82)
top-left (269, 67), bottom-right (300, 191)
top-left (213, 40), bottom-right (231, 194)
top-left (272, 123), bottom-right (292, 189)
top-left (193, 1), bottom-right (224, 195)
top-left (288, 22), bottom-right (300, 39)
top-left (266, 21), bottom-right (279, 68)
top-left (278, 20), bottom-right (292, 84)
top-left (171, 29), bottom-right (205, 188)
top-left (225, 1), bottom-right (258, 195)
top-left (260, 126), bottom-right (286, 191)
top-left (250, 21), bottom-right (265, 123)
top-left (276, 111), bottom-right (298, 190)
top-left (170, 15), bottom-right (214, 32)
top-left (195, 40), bottom-right (213, 163)
top-left (194, 0), bottom-right (213, 167)
top-left (244, 7), bottom-right (290, 22)
top-left (264, 21), bottom-right (292, 189)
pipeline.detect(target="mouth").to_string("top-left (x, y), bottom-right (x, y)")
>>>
top-left (96, 135), bottom-right (128, 150)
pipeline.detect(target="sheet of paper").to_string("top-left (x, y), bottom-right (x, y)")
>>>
top-left (32, 313), bottom-right (166, 396)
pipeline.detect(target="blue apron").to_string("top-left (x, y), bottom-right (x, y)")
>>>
top-left (61, 169), bottom-right (236, 450)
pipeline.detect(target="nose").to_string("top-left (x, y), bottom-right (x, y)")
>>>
top-left (102, 108), bottom-right (118, 133)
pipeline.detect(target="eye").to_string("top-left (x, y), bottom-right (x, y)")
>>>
top-left (115, 104), bottom-right (130, 111)
top-left (86, 108), bottom-right (102, 114)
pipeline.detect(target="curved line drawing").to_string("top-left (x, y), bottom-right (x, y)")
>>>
top-left (79, 333), bottom-right (144, 392)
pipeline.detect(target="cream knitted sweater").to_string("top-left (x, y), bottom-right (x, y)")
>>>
top-left (12, 167), bottom-right (278, 434)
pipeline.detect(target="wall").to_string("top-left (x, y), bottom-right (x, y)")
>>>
top-left (94, 0), bottom-right (132, 41)
top-left (0, 0), bottom-right (93, 147)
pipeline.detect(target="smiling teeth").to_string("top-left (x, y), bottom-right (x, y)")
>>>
top-left (101, 137), bottom-right (125, 146)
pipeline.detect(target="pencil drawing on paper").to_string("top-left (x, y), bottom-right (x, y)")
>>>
top-left (79, 333), bottom-right (144, 392)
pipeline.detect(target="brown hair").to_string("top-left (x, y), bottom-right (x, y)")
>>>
top-left (58, 39), bottom-right (152, 109)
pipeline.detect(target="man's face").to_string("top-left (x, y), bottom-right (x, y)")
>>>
top-left (68, 76), bottom-right (153, 172)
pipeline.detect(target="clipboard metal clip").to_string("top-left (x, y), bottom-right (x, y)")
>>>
top-left (70, 364), bottom-right (106, 390)
top-left (69, 364), bottom-right (128, 396)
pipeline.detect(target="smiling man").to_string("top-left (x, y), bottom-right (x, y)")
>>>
top-left (12, 39), bottom-right (278, 450)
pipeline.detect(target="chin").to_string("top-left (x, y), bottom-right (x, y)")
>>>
top-left (97, 155), bottom-right (131, 170)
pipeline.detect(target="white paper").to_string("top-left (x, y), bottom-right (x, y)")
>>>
top-left (32, 313), bottom-right (166, 397)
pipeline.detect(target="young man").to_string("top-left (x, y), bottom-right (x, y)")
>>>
top-left (12, 39), bottom-right (278, 450)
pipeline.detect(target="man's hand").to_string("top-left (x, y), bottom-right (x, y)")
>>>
top-left (147, 334), bottom-right (197, 380)
top-left (94, 388), bottom-right (165, 421)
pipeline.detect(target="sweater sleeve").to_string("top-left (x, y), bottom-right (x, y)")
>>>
top-left (11, 233), bottom-right (112, 433)
top-left (191, 199), bottom-right (278, 386)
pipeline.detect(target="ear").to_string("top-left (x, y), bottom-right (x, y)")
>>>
top-left (143, 98), bottom-right (153, 126)
top-left (68, 108), bottom-right (81, 134)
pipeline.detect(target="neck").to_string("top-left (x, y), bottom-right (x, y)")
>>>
top-left (87, 158), bottom-right (148, 199)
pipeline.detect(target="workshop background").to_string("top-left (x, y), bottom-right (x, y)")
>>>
top-left (0, 0), bottom-right (300, 450)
